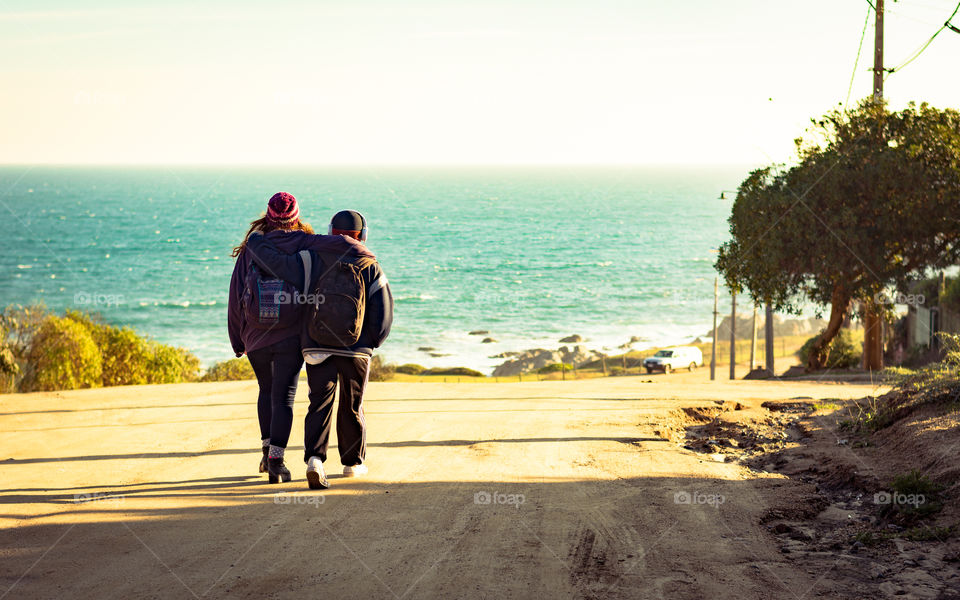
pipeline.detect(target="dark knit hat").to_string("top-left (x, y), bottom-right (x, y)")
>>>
top-left (330, 210), bottom-right (365, 232)
top-left (266, 192), bottom-right (300, 227)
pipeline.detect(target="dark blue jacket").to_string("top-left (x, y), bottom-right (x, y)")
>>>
top-left (245, 232), bottom-right (393, 357)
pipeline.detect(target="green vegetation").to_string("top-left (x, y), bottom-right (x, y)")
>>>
top-left (716, 100), bottom-right (960, 370)
top-left (538, 363), bottom-right (573, 374)
top-left (841, 333), bottom-right (960, 433)
top-left (201, 358), bottom-right (256, 382)
top-left (812, 401), bottom-right (841, 412)
top-left (876, 470), bottom-right (944, 520)
top-left (423, 366), bottom-right (484, 377)
top-left (387, 363), bottom-right (487, 381)
top-left (22, 315), bottom-right (102, 392)
top-left (0, 304), bottom-right (200, 393)
top-left (853, 524), bottom-right (956, 546)
top-left (797, 329), bottom-right (862, 370)
top-left (368, 355), bottom-right (396, 382)
top-left (900, 524), bottom-right (956, 542)
top-left (943, 276), bottom-right (960, 313)
top-left (891, 469), bottom-right (942, 496)
top-left (883, 332), bottom-right (960, 403)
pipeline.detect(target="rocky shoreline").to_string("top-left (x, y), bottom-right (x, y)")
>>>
top-left (485, 315), bottom-right (826, 376)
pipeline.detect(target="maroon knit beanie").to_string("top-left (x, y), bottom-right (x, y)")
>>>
top-left (266, 192), bottom-right (300, 227)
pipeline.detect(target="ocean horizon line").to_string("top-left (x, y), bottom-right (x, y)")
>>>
top-left (0, 162), bottom-right (761, 170)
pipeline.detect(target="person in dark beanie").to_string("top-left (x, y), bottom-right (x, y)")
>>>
top-left (245, 209), bottom-right (393, 489)
top-left (228, 192), bottom-right (315, 483)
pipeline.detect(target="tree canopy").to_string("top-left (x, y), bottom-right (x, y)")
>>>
top-left (716, 100), bottom-right (960, 370)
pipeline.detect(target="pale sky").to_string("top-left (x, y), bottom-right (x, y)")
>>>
top-left (0, 0), bottom-right (957, 165)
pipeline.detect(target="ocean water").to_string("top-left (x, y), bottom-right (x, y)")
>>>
top-left (0, 166), bottom-right (746, 372)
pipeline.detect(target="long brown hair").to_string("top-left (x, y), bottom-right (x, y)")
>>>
top-left (231, 216), bottom-right (315, 257)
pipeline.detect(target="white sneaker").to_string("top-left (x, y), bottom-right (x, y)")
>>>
top-left (306, 456), bottom-right (329, 489)
top-left (343, 463), bottom-right (368, 477)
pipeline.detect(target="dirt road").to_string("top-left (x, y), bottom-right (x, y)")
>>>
top-left (1, 372), bottom-right (884, 599)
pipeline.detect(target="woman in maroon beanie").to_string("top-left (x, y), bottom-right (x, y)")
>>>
top-left (228, 192), bottom-right (313, 483)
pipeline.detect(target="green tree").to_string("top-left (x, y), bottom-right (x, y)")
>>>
top-left (717, 100), bottom-right (960, 370)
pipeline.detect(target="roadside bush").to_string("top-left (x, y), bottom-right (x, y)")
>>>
top-left (147, 343), bottom-right (201, 384)
top-left (201, 358), bottom-right (256, 382)
top-left (883, 470), bottom-right (944, 520)
top-left (0, 304), bottom-right (47, 392)
top-left (66, 309), bottom-right (199, 386)
top-left (95, 327), bottom-right (152, 386)
top-left (797, 329), bottom-right (862, 369)
top-left (0, 305), bottom-right (202, 392)
top-left (422, 366), bottom-right (485, 377)
top-left (21, 316), bottom-right (102, 392)
top-left (395, 363), bottom-right (426, 375)
top-left (538, 363), bottom-right (573, 374)
top-left (884, 333), bottom-right (960, 400)
top-left (368, 355), bottom-right (395, 381)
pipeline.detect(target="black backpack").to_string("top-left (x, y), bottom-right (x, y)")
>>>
top-left (242, 250), bottom-right (312, 330)
top-left (305, 253), bottom-right (370, 347)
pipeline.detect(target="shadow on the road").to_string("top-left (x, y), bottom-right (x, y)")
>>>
top-left (0, 402), bottom-right (252, 417)
top-left (2, 435), bottom-right (665, 470)
top-left (0, 472), bottom-right (825, 600)
top-left (373, 436), bottom-right (665, 447)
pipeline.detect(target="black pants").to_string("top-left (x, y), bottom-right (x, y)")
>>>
top-left (303, 355), bottom-right (369, 466)
top-left (246, 336), bottom-right (303, 448)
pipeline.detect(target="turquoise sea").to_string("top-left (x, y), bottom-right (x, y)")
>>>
top-left (0, 166), bottom-right (746, 372)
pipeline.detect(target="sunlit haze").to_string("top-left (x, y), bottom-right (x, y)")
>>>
top-left (1, 0), bottom-right (958, 165)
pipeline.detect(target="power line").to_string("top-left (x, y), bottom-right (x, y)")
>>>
top-left (887, 0), bottom-right (960, 75)
top-left (846, 4), bottom-right (873, 109)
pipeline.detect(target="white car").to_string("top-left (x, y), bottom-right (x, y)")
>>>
top-left (643, 346), bottom-right (703, 374)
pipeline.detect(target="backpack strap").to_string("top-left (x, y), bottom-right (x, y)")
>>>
top-left (299, 250), bottom-right (312, 292)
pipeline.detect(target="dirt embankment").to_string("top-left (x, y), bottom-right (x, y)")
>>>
top-left (667, 390), bottom-right (960, 599)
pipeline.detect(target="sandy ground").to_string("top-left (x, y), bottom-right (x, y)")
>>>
top-left (0, 370), bottom-right (886, 600)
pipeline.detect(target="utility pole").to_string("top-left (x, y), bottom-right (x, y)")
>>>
top-left (711, 278), bottom-right (718, 381)
top-left (864, 0), bottom-right (886, 370)
top-left (765, 303), bottom-right (775, 377)
top-left (729, 291), bottom-right (736, 380)
top-left (749, 305), bottom-right (758, 371)
top-left (873, 0), bottom-right (884, 100)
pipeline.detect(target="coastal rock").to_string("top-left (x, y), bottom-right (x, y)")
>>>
top-left (468, 330), bottom-right (489, 336)
top-left (559, 334), bottom-right (582, 344)
top-left (418, 346), bottom-right (436, 352)
top-left (492, 344), bottom-right (606, 377)
top-left (492, 349), bottom-right (561, 377)
top-left (617, 335), bottom-right (646, 349)
top-left (481, 337), bottom-right (497, 344)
